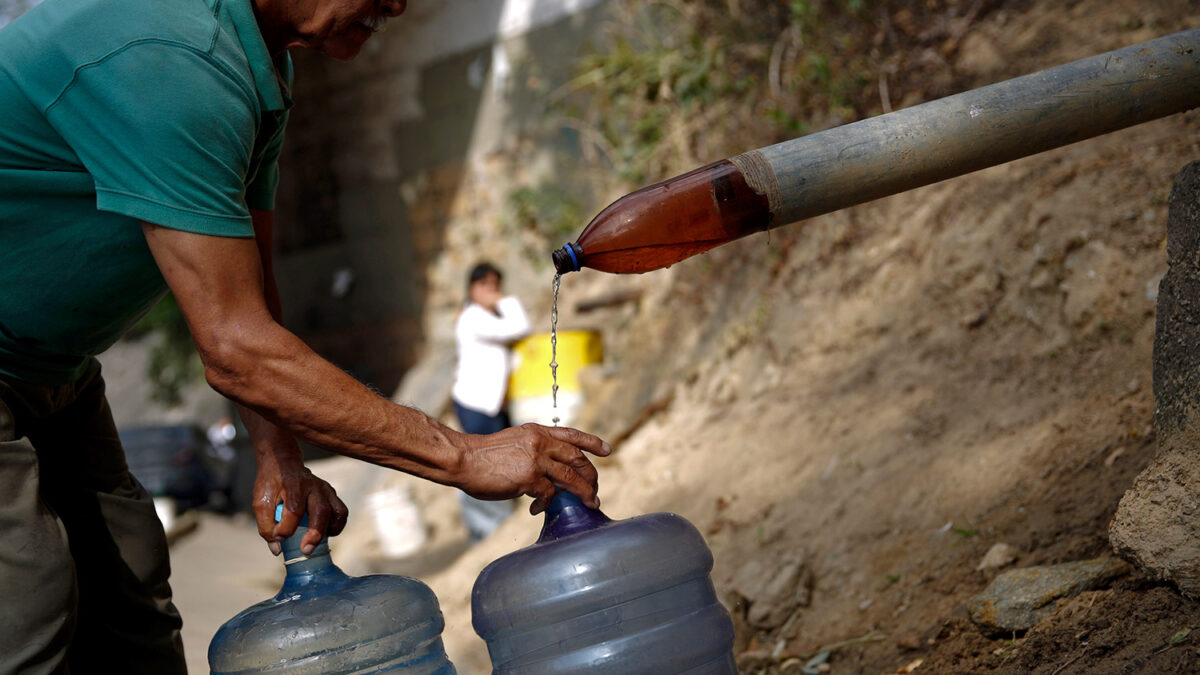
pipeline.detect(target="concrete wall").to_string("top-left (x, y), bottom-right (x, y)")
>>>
top-left (273, 0), bottom-right (611, 393)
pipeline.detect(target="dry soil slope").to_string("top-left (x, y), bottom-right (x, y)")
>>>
top-left (425, 3), bottom-right (1200, 673)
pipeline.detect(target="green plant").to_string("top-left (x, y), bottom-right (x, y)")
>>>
top-left (952, 518), bottom-right (979, 538)
top-left (508, 183), bottom-right (586, 242)
top-left (554, 0), bottom-right (892, 192)
top-left (555, 2), bottom-right (744, 182)
top-left (789, 0), bottom-right (820, 34)
top-left (765, 105), bottom-right (810, 135)
top-left (996, 632), bottom-right (1020, 663)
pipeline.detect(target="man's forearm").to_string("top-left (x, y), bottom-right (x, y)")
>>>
top-left (236, 403), bottom-right (301, 461)
top-left (229, 211), bottom-right (463, 483)
top-left (204, 317), bottom-right (466, 487)
top-left (142, 222), bottom-right (606, 512)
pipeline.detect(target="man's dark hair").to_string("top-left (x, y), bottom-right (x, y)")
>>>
top-left (467, 261), bottom-right (502, 291)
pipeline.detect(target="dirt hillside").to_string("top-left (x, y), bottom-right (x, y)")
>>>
top-left (383, 3), bottom-right (1200, 673)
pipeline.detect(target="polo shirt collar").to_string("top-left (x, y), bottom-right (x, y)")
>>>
top-left (224, 0), bottom-right (292, 112)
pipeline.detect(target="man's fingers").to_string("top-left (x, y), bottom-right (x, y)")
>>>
top-left (461, 425), bottom-right (607, 513)
top-left (528, 477), bottom-right (557, 515)
top-left (529, 495), bottom-right (551, 515)
top-left (548, 442), bottom-right (598, 489)
top-left (328, 492), bottom-right (349, 536)
top-left (273, 497), bottom-right (302, 542)
top-left (272, 477), bottom-right (313, 541)
top-left (252, 493), bottom-right (279, 541)
top-left (252, 477), bottom-right (286, 553)
top-left (538, 425), bottom-right (611, 457)
top-left (301, 491), bottom-right (332, 554)
top-left (544, 459), bottom-right (599, 509)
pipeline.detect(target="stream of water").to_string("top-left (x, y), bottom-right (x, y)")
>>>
top-left (550, 273), bottom-right (561, 426)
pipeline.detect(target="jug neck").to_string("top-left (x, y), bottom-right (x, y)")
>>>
top-left (537, 491), bottom-right (612, 543)
top-left (276, 507), bottom-right (349, 590)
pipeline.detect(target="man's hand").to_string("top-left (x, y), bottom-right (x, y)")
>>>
top-left (470, 282), bottom-right (503, 312)
top-left (454, 424), bottom-right (611, 515)
top-left (253, 448), bottom-right (348, 556)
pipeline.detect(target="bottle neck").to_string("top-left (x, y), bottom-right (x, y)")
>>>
top-left (537, 491), bottom-right (612, 543)
top-left (278, 524), bottom-right (347, 590)
top-left (551, 243), bottom-right (583, 274)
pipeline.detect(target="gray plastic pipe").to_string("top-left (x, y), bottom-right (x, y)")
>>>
top-left (729, 27), bottom-right (1200, 227)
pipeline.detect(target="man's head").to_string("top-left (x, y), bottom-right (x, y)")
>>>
top-left (467, 262), bottom-right (503, 310)
top-left (256, 0), bottom-right (406, 61)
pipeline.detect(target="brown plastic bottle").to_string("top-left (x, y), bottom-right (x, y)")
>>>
top-left (551, 159), bottom-right (773, 275)
top-left (552, 28), bottom-right (1200, 275)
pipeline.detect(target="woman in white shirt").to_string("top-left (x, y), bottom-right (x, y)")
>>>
top-left (451, 262), bottom-right (531, 541)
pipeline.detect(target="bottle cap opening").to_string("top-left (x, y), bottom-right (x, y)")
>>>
top-left (551, 243), bottom-right (582, 274)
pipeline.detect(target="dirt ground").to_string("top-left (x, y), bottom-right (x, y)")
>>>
top-left (155, 2), bottom-right (1200, 674)
top-left (408, 3), bottom-right (1200, 673)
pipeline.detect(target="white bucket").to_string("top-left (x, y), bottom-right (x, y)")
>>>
top-left (364, 485), bottom-right (427, 559)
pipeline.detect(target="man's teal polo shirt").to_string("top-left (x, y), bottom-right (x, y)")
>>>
top-left (0, 0), bottom-right (292, 384)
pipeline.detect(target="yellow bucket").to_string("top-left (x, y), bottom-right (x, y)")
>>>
top-left (508, 330), bottom-right (602, 425)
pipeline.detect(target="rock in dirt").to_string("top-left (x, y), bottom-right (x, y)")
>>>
top-left (736, 649), bottom-right (772, 672)
top-left (965, 557), bottom-right (1131, 633)
top-left (1059, 239), bottom-right (1134, 329)
top-left (778, 658), bottom-right (807, 675)
top-left (1111, 161), bottom-right (1200, 598)
top-left (976, 542), bottom-right (1018, 571)
top-left (731, 556), bottom-right (813, 628)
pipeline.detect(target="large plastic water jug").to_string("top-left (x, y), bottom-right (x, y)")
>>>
top-left (208, 505), bottom-right (456, 674)
top-left (471, 491), bottom-right (736, 673)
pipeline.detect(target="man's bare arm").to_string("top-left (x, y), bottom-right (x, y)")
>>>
top-left (141, 222), bottom-right (608, 513)
top-left (234, 210), bottom-right (348, 554)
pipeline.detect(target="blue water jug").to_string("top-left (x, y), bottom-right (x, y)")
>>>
top-left (208, 505), bottom-right (456, 674)
top-left (471, 492), bottom-right (736, 674)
